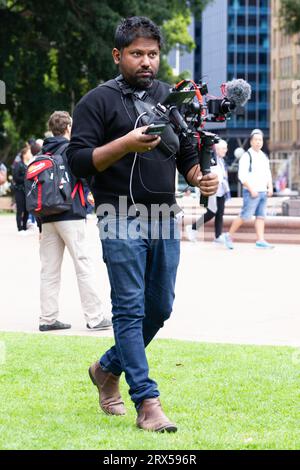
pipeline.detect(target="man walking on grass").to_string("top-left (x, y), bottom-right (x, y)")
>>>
top-left (68, 16), bottom-right (218, 432)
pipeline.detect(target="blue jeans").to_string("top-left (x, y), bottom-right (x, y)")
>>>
top-left (97, 216), bottom-right (180, 407)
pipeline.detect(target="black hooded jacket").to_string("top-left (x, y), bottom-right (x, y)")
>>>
top-left (67, 77), bottom-right (199, 214)
top-left (40, 136), bottom-right (86, 224)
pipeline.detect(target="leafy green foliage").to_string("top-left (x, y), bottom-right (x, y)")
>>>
top-left (280, 0), bottom-right (300, 35)
top-left (0, 0), bottom-right (210, 163)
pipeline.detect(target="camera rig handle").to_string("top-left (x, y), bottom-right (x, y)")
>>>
top-left (197, 130), bottom-right (220, 207)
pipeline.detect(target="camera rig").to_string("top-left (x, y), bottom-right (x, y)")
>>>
top-left (147, 78), bottom-right (251, 205)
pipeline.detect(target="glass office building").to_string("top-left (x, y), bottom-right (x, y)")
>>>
top-left (195, 0), bottom-right (270, 146)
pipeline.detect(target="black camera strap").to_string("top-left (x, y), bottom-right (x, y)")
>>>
top-left (99, 76), bottom-right (180, 157)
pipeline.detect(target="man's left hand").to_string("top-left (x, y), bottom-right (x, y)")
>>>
top-left (197, 173), bottom-right (219, 197)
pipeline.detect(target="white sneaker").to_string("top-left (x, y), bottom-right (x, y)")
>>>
top-left (213, 234), bottom-right (225, 244)
top-left (223, 232), bottom-right (234, 250)
top-left (186, 225), bottom-right (198, 242)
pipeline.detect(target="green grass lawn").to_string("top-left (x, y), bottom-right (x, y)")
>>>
top-left (0, 332), bottom-right (299, 450)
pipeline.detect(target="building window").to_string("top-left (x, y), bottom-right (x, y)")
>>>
top-left (248, 53), bottom-right (257, 64)
top-left (228, 52), bottom-right (235, 64)
top-left (280, 57), bottom-right (293, 78)
top-left (259, 111), bottom-right (267, 123)
top-left (259, 53), bottom-right (267, 65)
top-left (260, 15), bottom-right (268, 29)
top-left (228, 34), bottom-right (235, 45)
top-left (259, 91), bottom-right (267, 101)
top-left (237, 16), bottom-right (246, 26)
top-left (248, 111), bottom-right (256, 120)
top-left (280, 89), bottom-right (292, 109)
top-left (249, 35), bottom-right (257, 44)
top-left (272, 91), bottom-right (276, 110)
top-left (273, 59), bottom-right (276, 79)
top-left (259, 72), bottom-right (267, 83)
top-left (237, 52), bottom-right (246, 64)
top-left (248, 16), bottom-right (257, 27)
top-left (260, 35), bottom-right (269, 47)
top-left (273, 29), bottom-right (276, 48)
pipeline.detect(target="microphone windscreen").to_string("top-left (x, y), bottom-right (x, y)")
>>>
top-left (225, 79), bottom-right (252, 107)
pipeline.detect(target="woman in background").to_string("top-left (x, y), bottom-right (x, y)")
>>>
top-left (12, 144), bottom-right (32, 234)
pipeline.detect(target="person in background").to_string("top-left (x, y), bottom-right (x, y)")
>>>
top-left (0, 161), bottom-right (7, 195)
top-left (30, 140), bottom-right (42, 157)
top-left (38, 111), bottom-right (111, 332)
top-left (223, 129), bottom-right (274, 249)
top-left (27, 140), bottom-right (43, 229)
top-left (83, 179), bottom-right (95, 218)
top-left (35, 138), bottom-right (44, 149)
top-left (186, 139), bottom-right (230, 243)
top-left (12, 144), bottom-right (32, 234)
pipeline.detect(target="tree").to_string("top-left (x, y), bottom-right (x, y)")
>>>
top-left (280, 0), bottom-right (300, 35)
top-left (0, 0), bottom-right (210, 163)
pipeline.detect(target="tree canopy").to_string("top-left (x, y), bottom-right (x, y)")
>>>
top-left (280, 0), bottom-right (300, 36)
top-left (0, 0), bottom-right (210, 162)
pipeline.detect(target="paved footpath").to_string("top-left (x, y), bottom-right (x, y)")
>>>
top-left (1, 214), bottom-right (299, 347)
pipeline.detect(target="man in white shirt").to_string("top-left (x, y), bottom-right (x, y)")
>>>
top-left (224, 129), bottom-right (274, 249)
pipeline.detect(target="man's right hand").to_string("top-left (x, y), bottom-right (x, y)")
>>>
top-left (92, 126), bottom-right (161, 172)
top-left (124, 126), bottom-right (161, 153)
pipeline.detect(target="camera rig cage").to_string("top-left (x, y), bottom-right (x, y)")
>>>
top-left (149, 78), bottom-right (249, 205)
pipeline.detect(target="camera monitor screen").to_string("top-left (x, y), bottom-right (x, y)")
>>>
top-left (162, 90), bottom-right (196, 107)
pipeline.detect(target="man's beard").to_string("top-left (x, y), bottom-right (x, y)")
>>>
top-left (130, 71), bottom-right (155, 89)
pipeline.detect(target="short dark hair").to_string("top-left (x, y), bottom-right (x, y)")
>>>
top-left (114, 16), bottom-right (163, 50)
top-left (48, 111), bottom-right (72, 136)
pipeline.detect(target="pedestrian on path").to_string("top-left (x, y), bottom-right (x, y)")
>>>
top-left (223, 129), bottom-right (274, 249)
top-left (39, 111), bottom-right (111, 332)
top-left (12, 144), bottom-right (32, 234)
top-left (186, 139), bottom-right (230, 243)
top-left (0, 160), bottom-right (8, 195)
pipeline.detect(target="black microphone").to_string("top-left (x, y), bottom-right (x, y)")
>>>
top-left (225, 79), bottom-right (252, 107)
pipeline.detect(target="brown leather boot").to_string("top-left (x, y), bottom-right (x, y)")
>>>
top-left (88, 361), bottom-right (126, 416)
top-left (136, 398), bottom-right (177, 432)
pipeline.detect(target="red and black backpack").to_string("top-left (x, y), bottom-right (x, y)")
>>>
top-left (25, 143), bottom-right (81, 217)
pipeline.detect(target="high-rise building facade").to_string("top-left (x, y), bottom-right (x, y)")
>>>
top-left (195, 0), bottom-right (270, 151)
top-left (269, 0), bottom-right (300, 191)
